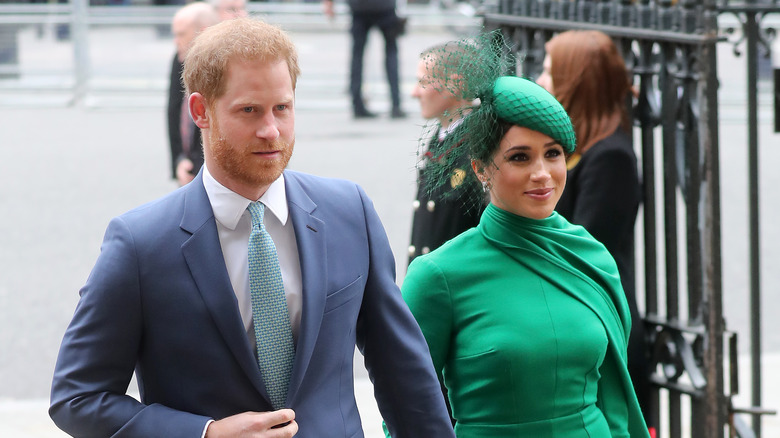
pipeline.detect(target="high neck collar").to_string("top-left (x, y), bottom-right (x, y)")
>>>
top-left (479, 203), bottom-right (566, 243)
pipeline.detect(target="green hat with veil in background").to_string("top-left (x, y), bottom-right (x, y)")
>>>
top-left (419, 30), bottom-right (576, 208)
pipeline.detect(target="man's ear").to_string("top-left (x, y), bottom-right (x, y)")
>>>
top-left (189, 92), bottom-right (210, 129)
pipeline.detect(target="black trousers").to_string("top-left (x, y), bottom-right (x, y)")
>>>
top-left (349, 9), bottom-right (401, 112)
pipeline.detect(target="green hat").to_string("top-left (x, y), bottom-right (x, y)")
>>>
top-left (492, 76), bottom-right (576, 154)
top-left (417, 31), bottom-right (576, 210)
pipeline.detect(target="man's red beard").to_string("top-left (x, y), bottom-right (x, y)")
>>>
top-left (207, 124), bottom-right (294, 189)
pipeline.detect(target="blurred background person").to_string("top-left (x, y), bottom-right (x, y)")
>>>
top-left (407, 41), bottom-right (484, 265)
top-left (536, 29), bottom-right (651, 431)
top-left (167, 1), bottom-right (219, 186)
top-left (212, 0), bottom-right (247, 21)
top-left (323, 0), bottom-right (406, 119)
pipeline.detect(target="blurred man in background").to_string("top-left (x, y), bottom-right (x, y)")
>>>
top-left (167, 1), bottom-right (220, 186)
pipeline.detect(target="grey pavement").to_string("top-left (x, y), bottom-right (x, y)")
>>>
top-left (1, 13), bottom-right (779, 438)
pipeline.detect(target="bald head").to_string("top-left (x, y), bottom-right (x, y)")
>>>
top-left (210, 0), bottom-right (247, 21)
top-left (172, 2), bottom-right (219, 62)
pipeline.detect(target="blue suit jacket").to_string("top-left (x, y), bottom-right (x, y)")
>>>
top-left (50, 170), bottom-right (455, 438)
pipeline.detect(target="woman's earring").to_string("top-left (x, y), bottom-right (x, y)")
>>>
top-left (481, 179), bottom-right (491, 193)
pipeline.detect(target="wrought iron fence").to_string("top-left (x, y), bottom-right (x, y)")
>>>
top-left (481, 1), bottom-right (778, 437)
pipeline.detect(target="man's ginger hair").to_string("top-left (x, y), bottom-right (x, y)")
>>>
top-left (183, 17), bottom-right (300, 103)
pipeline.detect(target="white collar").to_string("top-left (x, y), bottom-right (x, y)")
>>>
top-left (438, 116), bottom-right (466, 142)
top-left (202, 165), bottom-right (289, 230)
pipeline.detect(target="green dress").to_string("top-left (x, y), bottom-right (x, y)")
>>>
top-left (401, 204), bottom-right (649, 437)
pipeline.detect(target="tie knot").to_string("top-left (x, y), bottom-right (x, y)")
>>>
top-left (247, 202), bottom-right (265, 227)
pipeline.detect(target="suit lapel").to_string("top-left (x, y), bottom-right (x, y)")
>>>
top-left (284, 172), bottom-right (327, 406)
top-left (179, 173), bottom-right (270, 400)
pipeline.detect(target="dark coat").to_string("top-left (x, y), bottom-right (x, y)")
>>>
top-left (167, 53), bottom-right (203, 179)
top-left (408, 135), bottom-right (483, 265)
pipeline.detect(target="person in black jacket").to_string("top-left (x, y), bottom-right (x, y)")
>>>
top-left (407, 42), bottom-right (485, 265)
top-left (323, 0), bottom-right (406, 119)
top-left (167, 1), bottom-right (219, 185)
top-left (537, 29), bottom-right (653, 433)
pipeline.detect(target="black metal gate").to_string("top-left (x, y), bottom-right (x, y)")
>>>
top-left (481, 1), bottom-right (778, 437)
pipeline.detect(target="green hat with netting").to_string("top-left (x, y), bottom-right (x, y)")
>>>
top-left (418, 30), bottom-right (576, 208)
top-left (492, 76), bottom-right (576, 153)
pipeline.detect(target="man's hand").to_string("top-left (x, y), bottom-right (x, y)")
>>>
top-left (205, 410), bottom-right (298, 438)
top-left (175, 158), bottom-right (195, 186)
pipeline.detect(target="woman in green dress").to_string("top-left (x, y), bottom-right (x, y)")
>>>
top-left (399, 50), bottom-right (650, 436)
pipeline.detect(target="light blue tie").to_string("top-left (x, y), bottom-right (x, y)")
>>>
top-left (247, 202), bottom-right (295, 410)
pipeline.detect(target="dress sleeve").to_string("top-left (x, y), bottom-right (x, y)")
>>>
top-left (401, 256), bottom-right (453, 380)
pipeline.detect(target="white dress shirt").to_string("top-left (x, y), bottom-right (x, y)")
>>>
top-left (202, 166), bottom-right (303, 344)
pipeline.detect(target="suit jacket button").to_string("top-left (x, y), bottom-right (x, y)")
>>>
top-left (412, 200), bottom-right (420, 211)
top-left (426, 200), bottom-right (436, 212)
top-left (408, 245), bottom-right (416, 257)
top-left (422, 247), bottom-right (430, 254)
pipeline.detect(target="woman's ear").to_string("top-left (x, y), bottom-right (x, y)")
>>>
top-left (189, 92), bottom-right (210, 129)
top-left (471, 160), bottom-right (485, 180)
top-left (473, 159), bottom-right (493, 194)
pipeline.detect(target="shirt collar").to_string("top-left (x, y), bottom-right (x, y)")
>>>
top-left (438, 116), bottom-right (466, 142)
top-left (202, 165), bottom-right (289, 231)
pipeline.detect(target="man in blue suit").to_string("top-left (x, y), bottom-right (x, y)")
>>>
top-left (50, 18), bottom-right (455, 438)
